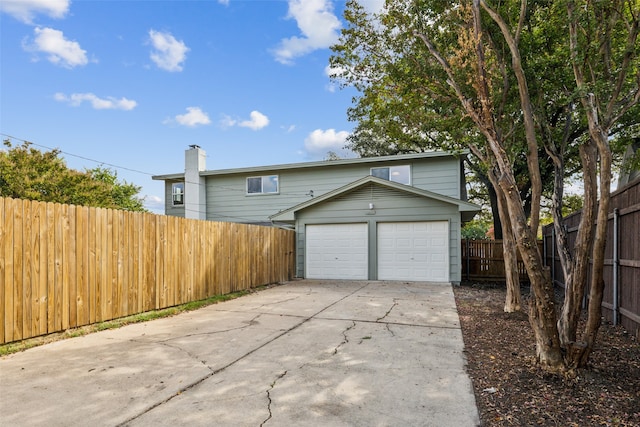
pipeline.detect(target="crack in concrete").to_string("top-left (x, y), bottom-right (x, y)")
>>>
top-left (257, 295), bottom-right (301, 308)
top-left (260, 370), bottom-right (288, 426)
top-left (117, 282), bottom-right (372, 427)
top-left (333, 321), bottom-right (357, 355)
top-left (158, 313), bottom-right (264, 342)
top-left (126, 314), bottom-right (267, 372)
top-left (156, 341), bottom-right (214, 372)
top-left (385, 323), bottom-right (396, 337)
top-left (376, 300), bottom-right (398, 322)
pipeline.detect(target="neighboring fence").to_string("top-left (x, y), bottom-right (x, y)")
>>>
top-left (0, 197), bottom-right (295, 345)
top-left (461, 239), bottom-right (541, 282)
top-left (542, 178), bottom-right (640, 337)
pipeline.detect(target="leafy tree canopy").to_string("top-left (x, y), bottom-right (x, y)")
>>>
top-left (0, 140), bottom-right (146, 212)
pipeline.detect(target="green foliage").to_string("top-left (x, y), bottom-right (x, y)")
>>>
top-left (0, 140), bottom-right (146, 211)
top-left (461, 220), bottom-right (490, 240)
top-left (330, 0), bottom-right (638, 222)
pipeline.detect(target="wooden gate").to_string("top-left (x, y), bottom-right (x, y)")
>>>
top-left (461, 239), bottom-right (538, 282)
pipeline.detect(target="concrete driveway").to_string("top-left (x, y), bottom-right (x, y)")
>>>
top-left (0, 280), bottom-right (479, 427)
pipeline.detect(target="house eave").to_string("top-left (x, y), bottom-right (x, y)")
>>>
top-left (269, 175), bottom-right (481, 221)
top-left (152, 150), bottom-right (469, 181)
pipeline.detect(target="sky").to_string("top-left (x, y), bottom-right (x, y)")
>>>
top-left (0, 0), bottom-right (385, 213)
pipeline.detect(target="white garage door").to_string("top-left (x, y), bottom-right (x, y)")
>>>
top-left (378, 221), bottom-right (449, 282)
top-left (306, 223), bottom-right (368, 280)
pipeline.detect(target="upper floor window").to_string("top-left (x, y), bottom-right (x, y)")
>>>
top-left (172, 182), bottom-right (185, 205)
top-left (247, 175), bottom-right (279, 194)
top-left (371, 165), bottom-right (411, 185)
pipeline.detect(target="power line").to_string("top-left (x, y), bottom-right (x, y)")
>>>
top-left (1, 133), bottom-right (155, 177)
top-left (2, 133), bottom-right (317, 209)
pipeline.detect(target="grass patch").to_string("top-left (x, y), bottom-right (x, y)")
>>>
top-left (0, 287), bottom-right (264, 357)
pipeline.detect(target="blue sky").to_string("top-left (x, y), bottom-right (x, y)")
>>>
top-left (0, 0), bottom-right (383, 213)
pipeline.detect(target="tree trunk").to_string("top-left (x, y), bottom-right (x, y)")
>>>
top-left (557, 140), bottom-right (598, 349)
top-left (423, 1), bottom-right (565, 372)
top-left (496, 170), bottom-right (564, 372)
top-left (578, 120), bottom-right (613, 367)
top-left (489, 167), bottom-right (521, 312)
top-left (501, 211), bottom-right (522, 313)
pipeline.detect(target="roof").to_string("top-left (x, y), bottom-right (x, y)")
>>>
top-left (152, 150), bottom-right (468, 181)
top-left (269, 175), bottom-right (481, 222)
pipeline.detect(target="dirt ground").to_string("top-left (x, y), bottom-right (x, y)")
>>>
top-left (453, 282), bottom-right (640, 427)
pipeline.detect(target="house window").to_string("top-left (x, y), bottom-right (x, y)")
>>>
top-left (172, 182), bottom-right (185, 206)
top-left (247, 175), bottom-right (279, 194)
top-left (371, 165), bottom-right (411, 185)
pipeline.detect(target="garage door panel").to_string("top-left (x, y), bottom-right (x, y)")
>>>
top-left (306, 224), bottom-right (368, 280)
top-left (377, 221), bottom-right (449, 282)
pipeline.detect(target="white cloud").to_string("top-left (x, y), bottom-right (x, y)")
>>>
top-left (0, 0), bottom-right (69, 24)
top-left (220, 111), bottom-right (270, 131)
top-left (143, 195), bottom-right (164, 214)
top-left (148, 30), bottom-right (189, 72)
top-left (218, 0), bottom-right (230, 5)
top-left (272, 0), bottom-right (341, 65)
top-left (24, 27), bottom-right (88, 68)
top-left (240, 111), bottom-right (270, 130)
top-left (324, 64), bottom-right (348, 92)
top-left (357, 0), bottom-right (386, 15)
top-left (169, 107), bottom-right (211, 127)
top-left (54, 92), bottom-right (137, 110)
top-left (304, 128), bottom-right (351, 156)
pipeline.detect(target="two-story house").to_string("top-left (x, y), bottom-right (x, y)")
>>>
top-left (153, 145), bottom-right (479, 283)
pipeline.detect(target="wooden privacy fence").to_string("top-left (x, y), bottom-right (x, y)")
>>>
top-left (542, 178), bottom-right (640, 337)
top-left (461, 239), bottom-right (541, 282)
top-left (0, 197), bottom-right (295, 345)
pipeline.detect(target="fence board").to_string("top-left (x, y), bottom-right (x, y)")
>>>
top-left (46, 203), bottom-right (56, 333)
top-left (145, 215), bottom-right (156, 311)
top-left (22, 201), bottom-right (32, 340)
top-left (461, 239), bottom-right (538, 282)
top-left (2, 199), bottom-right (14, 342)
top-left (67, 205), bottom-right (77, 329)
top-left (0, 197), bottom-right (295, 345)
top-left (87, 207), bottom-right (96, 324)
top-left (543, 178), bottom-right (640, 337)
top-left (0, 199), bottom-right (5, 343)
top-left (36, 202), bottom-right (47, 336)
top-left (13, 199), bottom-right (24, 342)
top-left (76, 206), bottom-right (88, 326)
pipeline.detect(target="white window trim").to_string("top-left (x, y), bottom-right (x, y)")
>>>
top-left (171, 182), bottom-right (185, 206)
top-left (370, 165), bottom-right (411, 185)
top-left (246, 175), bottom-right (279, 195)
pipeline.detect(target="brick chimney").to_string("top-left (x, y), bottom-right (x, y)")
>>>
top-left (184, 145), bottom-right (206, 220)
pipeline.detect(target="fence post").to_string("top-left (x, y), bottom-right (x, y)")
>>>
top-left (551, 227), bottom-right (555, 286)
top-left (543, 228), bottom-right (547, 267)
top-left (613, 208), bottom-right (619, 326)
top-left (465, 238), bottom-right (470, 281)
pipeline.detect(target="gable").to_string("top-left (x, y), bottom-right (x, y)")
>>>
top-left (270, 176), bottom-right (480, 222)
top-left (297, 183), bottom-right (460, 221)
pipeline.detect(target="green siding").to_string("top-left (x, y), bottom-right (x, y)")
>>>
top-left (294, 184), bottom-right (463, 282)
top-left (164, 180), bottom-right (185, 217)
top-left (199, 155), bottom-right (462, 222)
top-left (159, 153), bottom-right (471, 283)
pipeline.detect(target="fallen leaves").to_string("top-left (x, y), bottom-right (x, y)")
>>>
top-left (454, 283), bottom-right (640, 427)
